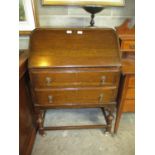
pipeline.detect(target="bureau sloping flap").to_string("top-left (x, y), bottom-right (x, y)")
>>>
top-left (28, 28), bottom-right (121, 68)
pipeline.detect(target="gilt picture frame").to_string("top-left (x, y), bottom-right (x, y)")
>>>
top-left (42, 0), bottom-right (125, 6)
top-left (19, 0), bottom-right (39, 35)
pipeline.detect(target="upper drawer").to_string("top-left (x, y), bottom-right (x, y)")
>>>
top-left (30, 68), bottom-right (120, 88)
top-left (121, 40), bottom-right (135, 51)
top-left (34, 87), bottom-right (117, 106)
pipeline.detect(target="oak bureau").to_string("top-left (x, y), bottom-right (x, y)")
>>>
top-left (28, 28), bottom-right (121, 135)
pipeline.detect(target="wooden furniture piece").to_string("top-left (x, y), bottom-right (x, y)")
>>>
top-left (19, 51), bottom-right (36, 155)
top-left (28, 28), bottom-right (121, 135)
top-left (114, 19), bottom-right (135, 133)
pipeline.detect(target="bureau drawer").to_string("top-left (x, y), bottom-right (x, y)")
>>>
top-left (30, 69), bottom-right (120, 88)
top-left (34, 87), bottom-right (117, 106)
top-left (121, 40), bottom-right (135, 51)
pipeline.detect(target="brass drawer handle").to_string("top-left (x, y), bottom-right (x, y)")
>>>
top-left (48, 95), bottom-right (53, 103)
top-left (46, 77), bottom-right (52, 85)
top-left (99, 93), bottom-right (104, 104)
top-left (101, 76), bottom-right (106, 85)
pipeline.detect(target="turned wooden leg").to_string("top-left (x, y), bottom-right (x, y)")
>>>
top-left (105, 108), bottom-right (114, 133)
top-left (106, 110), bottom-right (114, 133)
top-left (36, 110), bottom-right (45, 136)
top-left (101, 107), bottom-right (114, 134)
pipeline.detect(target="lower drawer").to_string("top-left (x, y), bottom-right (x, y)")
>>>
top-left (128, 76), bottom-right (135, 88)
top-left (34, 87), bottom-right (117, 106)
top-left (123, 99), bottom-right (135, 112)
top-left (126, 88), bottom-right (135, 99)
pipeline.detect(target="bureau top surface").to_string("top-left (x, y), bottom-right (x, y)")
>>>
top-left (28, 28), bottom-right (121, 68)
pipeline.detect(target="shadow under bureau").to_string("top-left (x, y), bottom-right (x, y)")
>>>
top-left (28, 28), bottom-right (121, 135)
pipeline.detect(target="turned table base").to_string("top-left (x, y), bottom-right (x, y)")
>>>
top-left (35, 107), bottom-right (115, 136)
